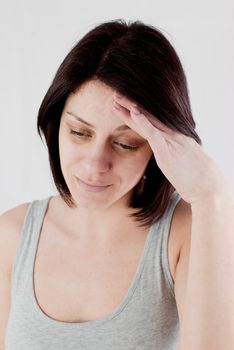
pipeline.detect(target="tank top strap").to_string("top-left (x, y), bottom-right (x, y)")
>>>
top-left (11, 196), bottom-right (52, 296)
top-left (160, 191), bottom-right (182, 293)
top-left (146, 190), bottom-right (182, 297)
top-left (160, 191), bottom-right (182, 232)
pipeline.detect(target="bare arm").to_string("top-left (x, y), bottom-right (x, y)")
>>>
top-left (178, 194), bottom-right (234, 350)
top-left (111, 88), bottom-right (234, 349)
top-left (0, 213), bottom-right (13, 350)
top-left (0, 203), bottom-right (30, 349)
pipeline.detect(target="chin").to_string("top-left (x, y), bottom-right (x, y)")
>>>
top-left (69, 176), bottom-right (132, 209)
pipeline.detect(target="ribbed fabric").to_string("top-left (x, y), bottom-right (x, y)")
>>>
top-left (5, 191), bottom-right (181, 350)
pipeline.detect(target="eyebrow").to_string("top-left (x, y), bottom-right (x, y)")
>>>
top-left (66, 111), bottom-right (131, 131)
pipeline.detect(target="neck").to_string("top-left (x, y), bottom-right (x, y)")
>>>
top-left (55, 195), bottom-right (143, 243)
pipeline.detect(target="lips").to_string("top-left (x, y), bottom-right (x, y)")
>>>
top-left (78, 178), bottom-right (111, 187)
top-left (76, 177), bottom-right (112, 192)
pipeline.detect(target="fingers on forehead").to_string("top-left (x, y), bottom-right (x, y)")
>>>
top-left (113, 93), bottom-right (178, 138)
top-left (138, 113), bottom-right (169, 143)
top-left (142, 110), bottom-right (174, 134)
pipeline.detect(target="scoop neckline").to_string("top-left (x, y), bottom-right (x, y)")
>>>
top-left (30, 196), bottom-right (157, 330)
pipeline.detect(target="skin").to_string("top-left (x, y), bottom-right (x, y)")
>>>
top-left (44, 76), bottom-right (234, 348)
top-left (58, 79), bottom-right (153, 239)
top-left (112, 89), bottom-right (233, 206)
top-left (111, 81), bottom-right (234, 349)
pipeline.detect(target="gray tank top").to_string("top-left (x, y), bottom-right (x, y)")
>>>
top-left (5, 191), bottom-right (181, 350)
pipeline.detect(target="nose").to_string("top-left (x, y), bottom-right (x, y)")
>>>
top-left (83, 143), bottom-right (112, 174)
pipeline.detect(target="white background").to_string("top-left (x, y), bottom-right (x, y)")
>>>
top-left (0, 0), bottom-right (233, 213)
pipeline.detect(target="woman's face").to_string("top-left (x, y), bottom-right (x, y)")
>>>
top-left (58, 79), bottom-right (153, 210)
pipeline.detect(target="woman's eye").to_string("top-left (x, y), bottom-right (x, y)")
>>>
top-left (70, 130), bottom-right (90, 138)
top-left (114, 142), bottom-right (138, 151)
top-left (70, 130), bottom-right (138, 151)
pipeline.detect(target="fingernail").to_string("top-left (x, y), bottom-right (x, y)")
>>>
top-left (132, 106), bottom-right (141, 115)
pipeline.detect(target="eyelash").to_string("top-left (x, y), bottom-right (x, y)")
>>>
top-left (69, 130), bottom-right (138, 151)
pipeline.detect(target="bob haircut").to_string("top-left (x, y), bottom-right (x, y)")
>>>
top-left (37, 19), bottom-right (202, 228)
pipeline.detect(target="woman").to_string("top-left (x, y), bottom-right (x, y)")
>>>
top-left (1, 19), bottom-right (234, 350)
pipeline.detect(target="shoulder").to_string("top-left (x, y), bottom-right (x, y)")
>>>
top-left (0, 201), bottom-right (31, 274)
top-left (0, 201), bottom-right (31, 232)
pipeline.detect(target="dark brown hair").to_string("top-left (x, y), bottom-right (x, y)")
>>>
top-left (37, 19), bottom-right (202, 228)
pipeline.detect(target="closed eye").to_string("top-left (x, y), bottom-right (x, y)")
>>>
top-left (70, 130), bottom-right (90, 138)
top-left (69, 130), bottom-right (138, 151)
top-left (114, 142), bottom-right (138, 151)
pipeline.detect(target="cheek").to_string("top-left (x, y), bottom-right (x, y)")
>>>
top-left (123, 152), bottom-right (152, 182)
top-left (60, 147), bottom-right (81, 168)
top-left (120, 157), bottom-right (148, 180)
top-left (59, 132), bottom-right (80, 166)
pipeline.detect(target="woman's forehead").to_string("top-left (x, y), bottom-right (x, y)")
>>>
top-left (62, 82), bottom-right (129, 131)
